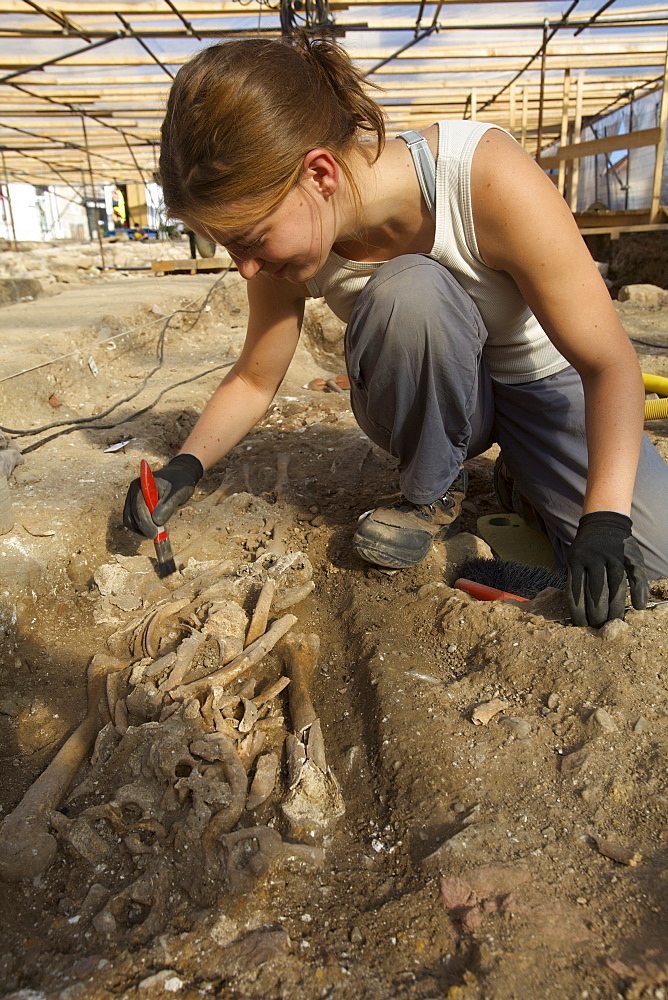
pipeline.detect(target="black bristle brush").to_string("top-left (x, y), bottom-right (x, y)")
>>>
top-left (456, 556), bottom-right (565, 601)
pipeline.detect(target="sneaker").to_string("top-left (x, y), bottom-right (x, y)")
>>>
top-left (353, 469), bottom-right (468, 569)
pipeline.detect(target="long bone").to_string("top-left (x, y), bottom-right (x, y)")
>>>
top-left (280, 633), bottom-right (320, 737)
top-left (244, 578), bottom-right (276, 648)
top-left (169, 613), bottom-right (297, 701)
top-left (0, 653), bottom-right (127, 882)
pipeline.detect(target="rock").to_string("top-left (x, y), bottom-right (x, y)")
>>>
top-left (593, 836), bottom-right (642, 866)
top-left (617, 283), bottom-right (668, 306)
top-left (209, 913), bottom-right (239, 947)
top-left (591, 707), bottom-right (617, 732)
top-left (498, 716), bottom-right (532, 739)
top-left (598, 618), bottom-right (629, 641)
top-left (633, 716), bottom-right (647, 733)
top-left (441, 533), bottom-right (494, 585)
top-left (138, 970), bottom-right (183, 991)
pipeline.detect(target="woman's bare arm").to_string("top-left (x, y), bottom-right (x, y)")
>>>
top-left (471, 128), bottom-right (644, 516)
top-left (178, 274), bottom-right (307, 469)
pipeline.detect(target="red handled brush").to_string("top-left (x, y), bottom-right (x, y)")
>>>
top-left (455, 578), bottom-right (528, 602)
top-left (140, 459), bottom-right (177, 578)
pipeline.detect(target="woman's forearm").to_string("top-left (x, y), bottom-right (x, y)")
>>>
top-left (177, 369), bottom-right (277, 471)
top-left (580, 359), bottom-right (645, 517)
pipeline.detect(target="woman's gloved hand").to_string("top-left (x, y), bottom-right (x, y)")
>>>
top-left (123, 454), bottom-right (204, 538)
top-left (567, 511), bottom-right (648, 627)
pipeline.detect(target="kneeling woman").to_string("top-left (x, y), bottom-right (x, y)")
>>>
top-left (124, 33), bottom-right (668, 628)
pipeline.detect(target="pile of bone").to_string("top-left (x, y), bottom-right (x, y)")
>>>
top-left (0, 552), bottom-right (344, 941)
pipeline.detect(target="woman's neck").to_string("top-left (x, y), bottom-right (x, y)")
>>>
top-left (332, 135), bottom-right (436, 262)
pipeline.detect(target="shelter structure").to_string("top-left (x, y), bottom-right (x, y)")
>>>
top-left (0, 0), bottom-right (667, 239)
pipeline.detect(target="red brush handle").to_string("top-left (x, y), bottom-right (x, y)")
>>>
top-left (454, 578), bottom-right (528, 602)
top-left (140, 459), bottom-right (159, 515)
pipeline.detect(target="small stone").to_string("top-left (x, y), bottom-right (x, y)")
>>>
top-left (547, 692), bottom-right (560, 710)
top-left (209, 913), bottom-right (239, 948)
top-left (349, 926), bottom-right (364, 945)
top-left (592, 707), bottom-right (617, 732)
top-left (598, 619), bottom-right (629, 641)
top-left (617, 283), bottom-right (668, 306)
top-left (138, 970), bottom-right (182, 991)
top-left (594, 836), bottom-right (642, 866)
top-left (633, 716), bottom-right (647, 733)
top-left (498, 717), bottom-right (532, 739)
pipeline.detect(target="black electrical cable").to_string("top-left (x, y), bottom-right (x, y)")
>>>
top-left (20, 357), bottom-right (237, 454)
top-left (0, 267), bottom-right (231, 439)
top-left (630, 336), bottom-right (668, 351)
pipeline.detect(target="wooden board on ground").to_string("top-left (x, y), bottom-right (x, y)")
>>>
top-left (151, 257), bottom-right (230, 275)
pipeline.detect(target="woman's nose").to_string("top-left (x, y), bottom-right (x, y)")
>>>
top-left (232, 254), bottom-right (263, 280)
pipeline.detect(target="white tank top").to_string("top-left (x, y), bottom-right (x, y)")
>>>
top-left (305, 119), bottom-right (569, 385)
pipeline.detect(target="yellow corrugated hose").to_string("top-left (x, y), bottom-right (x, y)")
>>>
top-left (643, 373), bottom-right (668, 420)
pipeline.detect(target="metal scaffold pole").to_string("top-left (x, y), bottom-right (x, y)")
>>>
top-left (80, 113), bottom-right (106, 270)
top-left (0, 149), bottom-right (18, 250)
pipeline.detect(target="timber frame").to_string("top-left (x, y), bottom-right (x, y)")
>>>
top-left (0, 1), bottom-right (667, 232)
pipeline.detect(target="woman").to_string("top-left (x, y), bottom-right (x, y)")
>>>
top-left (124, 33), bottom-right (668, 627)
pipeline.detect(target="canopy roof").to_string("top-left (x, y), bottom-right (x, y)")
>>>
top-left (0, 0), bottom-right (667, 187)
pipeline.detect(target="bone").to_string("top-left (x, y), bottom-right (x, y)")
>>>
top-left (246, 753), bottom-right (279, 811)
top-left (142, 598), bottom-right (191, 658)
top-left (252, 675), bottom-right (290, 708)
top-left (169, 614), bottom-right (298, 701)
top-left (221, 825), bottom-right (285, 894)
top-left (280, 633), bottom-right (320, 737)
top-left (236, 730), bottom-right (266, 771)
top-left (238, 697), bottom-right (259, 734)
top-left (244, 579), bottom-right (277, 647)
top-left (272, 581), bottom-right (315, 612)
top-left (159, 632), bottom-right (208, 693)
top-left (94, 864), bottom-right (170, 942)
top-left (471, 698), bottom-right (510, 726)
top-left (0, 654), bottom-right (127, 882)
top-left (306, 718), bottom-right (327, 772)
top-left (191, 736), bottom-right (248, 865)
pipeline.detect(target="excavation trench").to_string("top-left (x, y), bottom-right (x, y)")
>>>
top-left (1, 269), bottom-right (668, 999)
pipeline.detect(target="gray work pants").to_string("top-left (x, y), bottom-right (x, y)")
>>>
top-left (345, 255), bottom-right (668, 577)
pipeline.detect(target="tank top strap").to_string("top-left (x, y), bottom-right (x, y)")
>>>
top-left (397, 130), bottom-right (436, 220)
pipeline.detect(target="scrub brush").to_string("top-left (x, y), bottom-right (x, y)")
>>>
top-left (455, 556), bottom-right (565, 602)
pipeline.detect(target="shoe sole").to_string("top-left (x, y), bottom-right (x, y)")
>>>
top-left (353, 517), bottom-right (461, 569)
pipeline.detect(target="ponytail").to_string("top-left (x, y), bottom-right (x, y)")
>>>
top-left (159, 34), bottom-right (385, 229)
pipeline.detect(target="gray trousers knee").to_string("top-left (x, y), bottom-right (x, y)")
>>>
top-left (346, 255), bottom-right (495, 503)
top-left (345, 254), bottom-right (668, 577)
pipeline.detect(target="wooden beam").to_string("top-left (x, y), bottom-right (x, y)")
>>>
top-left (557, 69), bottom-right (570, 194)
top-left (569, 73), bottom-right (584, 212)
top-left (539, 126), bottom-right (662, 169)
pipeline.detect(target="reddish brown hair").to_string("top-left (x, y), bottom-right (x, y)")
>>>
top-left (159, 33), bottom-right (385, 231)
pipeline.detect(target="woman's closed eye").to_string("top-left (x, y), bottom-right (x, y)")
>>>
top-left (229, 237), bottom-right (264, 255)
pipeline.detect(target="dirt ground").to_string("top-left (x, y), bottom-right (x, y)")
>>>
top-left (0, 241), bottom-right (667, 1000)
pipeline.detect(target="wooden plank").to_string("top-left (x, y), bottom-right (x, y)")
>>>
top-left (569, 74), bottom-right (584, 212)
top-left (557, 69), bottom-right (570, 195)
top-left (151, 258), bottom-right (229, 275)
top-left (540, 127), bottom-right (662, 169)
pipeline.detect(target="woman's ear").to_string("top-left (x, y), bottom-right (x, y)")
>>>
top-left (302, 148), bottom-right (339, 198)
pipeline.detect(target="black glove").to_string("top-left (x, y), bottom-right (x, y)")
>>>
top-left (567, 511), bottom-right (648, 628)
top-left (123, 454), bottom-right (204, 538)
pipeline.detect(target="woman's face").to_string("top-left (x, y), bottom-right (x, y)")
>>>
top-left (186, 181), bottom-right (336, 284)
